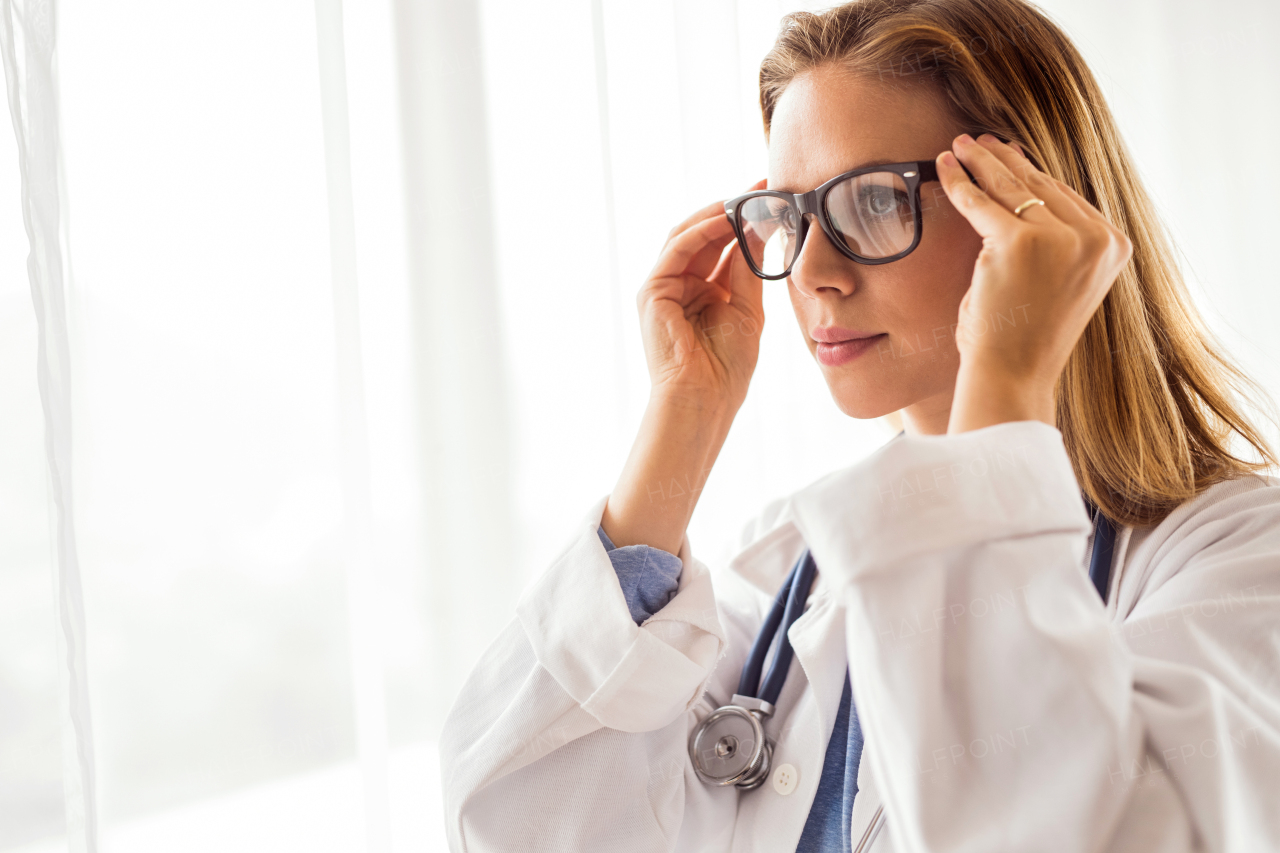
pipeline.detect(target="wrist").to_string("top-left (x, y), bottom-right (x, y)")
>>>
top-left (948, 362), bottom-right (1055, 435)
top-left (648, 384), bottom-right (738, 419)
top-left (602, 390), bottom-right (737, 554)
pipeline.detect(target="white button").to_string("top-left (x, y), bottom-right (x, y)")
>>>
top-left (772, 763), bottom-right (799, 795)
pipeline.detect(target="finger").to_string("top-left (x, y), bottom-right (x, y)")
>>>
top-left (665, 179), bottom-right (765, 245)
top-left (998, 139), bottom-right (1122, 262)
top-left (1045, 174), bottom-right (1114, 230)
top-left (954, 134), bottom-right (1062, 227)
top-left (983, 136), bottom-right (1131, 265)
top-left (1007, 140), bottom-right (1045, 173)
top-left (680, 241), bottom-right (744, 317)
top-left (1049, 176), bottom-right (1133, 263)
top-left (684, 227), bottom-right (737, 282)
top-left (666, 198), bottom-right (730, 245)
top-left (649, 213), bottom-right (735, 283)
top-left (683, 274), bottom-right (729, 317)
top-left (976, 134), bottom-right (1037, 182)
top-left (975, 133), bottom-right (1095, 230)
top-left (712, 237), bottom-right (763, 318)
top-left (707, 235), bottom-right (736, 284)
top-left (935, 149), bottom-right (1028, 237)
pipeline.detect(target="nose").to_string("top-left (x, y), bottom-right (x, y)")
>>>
top-left (788, 213), bottom-right (858, 299)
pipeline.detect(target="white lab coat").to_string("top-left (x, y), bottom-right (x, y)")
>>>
top-left (440, 420), bottom-right (1280, 852)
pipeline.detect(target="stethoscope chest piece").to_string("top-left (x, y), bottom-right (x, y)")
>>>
top-left (688, 701), bottom-right (774, 789)
top-left (690, 549), bottom-right (815, 791)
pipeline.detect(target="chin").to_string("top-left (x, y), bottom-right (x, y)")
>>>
top-left (822, 365), bottom-right (935, 420)
top-left (825, 381), bottom-right (897, 420)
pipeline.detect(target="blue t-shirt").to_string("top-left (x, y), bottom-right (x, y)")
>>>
top-left (596, 526), bottom-right (864, 852)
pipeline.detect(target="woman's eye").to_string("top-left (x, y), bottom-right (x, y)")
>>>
top-left (861, 188), bottom-right (906, 217)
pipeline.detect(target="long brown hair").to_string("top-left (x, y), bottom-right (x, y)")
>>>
top-left (758, 0), bottom-right (1278, 526)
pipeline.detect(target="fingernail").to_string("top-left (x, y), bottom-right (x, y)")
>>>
top-left (940, 151), bottom-right (957, 167)
top-left (958, 133), bottom-right (973, 145)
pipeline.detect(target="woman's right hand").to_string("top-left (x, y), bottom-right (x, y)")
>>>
top-left (601, 182), bottom-right (767, 555)
top-left (638, 180), bottom-right (767, 411)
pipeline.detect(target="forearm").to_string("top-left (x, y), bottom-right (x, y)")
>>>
top-left (601, 390), bottom-right (736, 555)
top-left (947, 360), bottom-right (1055, 435)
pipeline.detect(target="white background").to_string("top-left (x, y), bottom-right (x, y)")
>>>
top-left (2, 0), bottom-right (1277, 850)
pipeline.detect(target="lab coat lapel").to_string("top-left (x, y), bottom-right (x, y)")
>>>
top-left (728, 512), bottom-right (876, 850)
top-left (727, 509), bottom-right (848, 741)
top-left (785, 583), bottom-right (848, 766)
top-left (739, 517), bottom-right (888, 852)
top-left (725, 504), bottom-right (806, 598)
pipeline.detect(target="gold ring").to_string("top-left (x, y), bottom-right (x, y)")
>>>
top-left (1012, 198), bottom-right (1046, 217)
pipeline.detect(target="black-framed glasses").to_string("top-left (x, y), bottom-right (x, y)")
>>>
top-left (725, 159), bottom-right (962, 280)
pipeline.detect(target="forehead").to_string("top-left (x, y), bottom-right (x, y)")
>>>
top-left (767, 65), bottom-right (960, 193)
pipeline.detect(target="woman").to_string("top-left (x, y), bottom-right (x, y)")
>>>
top-left (441, 0), bottom-right (1280, 850)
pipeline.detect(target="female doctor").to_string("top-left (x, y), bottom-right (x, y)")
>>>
top-left (441, 0), bottom-right (1280, 850)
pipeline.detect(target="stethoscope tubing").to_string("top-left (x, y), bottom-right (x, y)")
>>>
top-left (854, 805), bottom-right (885, 853)
top-left (739, 551), bottom-right (816, 705)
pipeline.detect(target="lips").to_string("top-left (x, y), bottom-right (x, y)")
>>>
top-left (811, 326), bottom-right (887, 367)
top-left (810, 326), bottom-right (882, 343)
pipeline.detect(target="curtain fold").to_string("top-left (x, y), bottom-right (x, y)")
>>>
top-left (392, 0), bottom-right (516, 734)
top-left (0, 0), bottom-right (97, 850)
top-left (312, 1), bottom-right (390, 851)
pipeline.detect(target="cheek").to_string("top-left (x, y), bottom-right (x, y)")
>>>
top-left (786, 283), bottom-right (814, 347)
top-left (921, 185), bottom-right (981, 256)
top-left (915, 190), bottom-right (982, 301)
top-left (867, 194), bottom-right (981, 344)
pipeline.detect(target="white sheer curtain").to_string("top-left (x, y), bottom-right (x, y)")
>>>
top-left (2, 1), bottom-right (1277, 851)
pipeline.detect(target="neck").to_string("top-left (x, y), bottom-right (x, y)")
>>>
top-left (900, 388), bottom-right (955, 436)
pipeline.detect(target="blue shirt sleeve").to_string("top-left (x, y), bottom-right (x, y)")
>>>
top-left (597, 525), bottom-right (682, 625)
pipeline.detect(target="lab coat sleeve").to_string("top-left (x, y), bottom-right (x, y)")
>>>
top-left (787, 420), bottom-right (1280, 853)
top-left (439, 494), bottom-right (750, 853)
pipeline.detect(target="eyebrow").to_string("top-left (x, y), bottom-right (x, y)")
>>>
top-left (771, 157), bottom-right (903, 194)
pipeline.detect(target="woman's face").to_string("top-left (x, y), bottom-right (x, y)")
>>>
top-left (768, 65), bottom-right (983, 434)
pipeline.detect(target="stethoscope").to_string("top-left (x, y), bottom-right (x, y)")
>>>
top-left (688, 485), bottom-right (1117, 851)
top-left (688, 547), bottom-right (818, 790)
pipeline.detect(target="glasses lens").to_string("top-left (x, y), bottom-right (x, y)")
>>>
top-left (825, 172), bottom-right (915, 259)
top-left (737, 195), bottom-right (799, 277)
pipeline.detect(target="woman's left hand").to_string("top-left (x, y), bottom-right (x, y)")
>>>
top-left (936, 132), bottom-right (1133, 434)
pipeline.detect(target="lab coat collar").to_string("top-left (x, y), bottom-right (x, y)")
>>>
top-left (724, 428), bottom-right (909, 601)
top-left (724, 497), bottom-right (811, 599)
